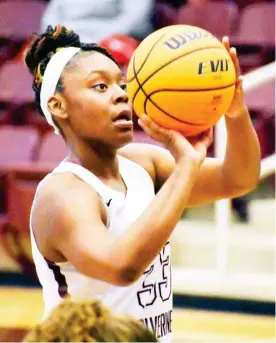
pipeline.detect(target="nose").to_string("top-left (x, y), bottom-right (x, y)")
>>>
top-left (112, 84), bottom-right (129, 104)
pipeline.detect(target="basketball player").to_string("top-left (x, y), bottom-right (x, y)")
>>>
top-left (24, 298), bottom-right (158, 342)
top-left (26, 25), bottom-right (260, 341)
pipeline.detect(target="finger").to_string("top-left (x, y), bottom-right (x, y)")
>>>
top-left (188, 129), bottom-right (213, 152)
top-left (197, 128), bottom-right (213, 148)
top-left (138, 118), bottom-right (155, 138)
top-left (138, 118), bottom-right (161, 140)
top-left (230, 47), bottom-right (240, 78)
top-left (202, 128), bottom-right (213, 145)
top-left (222, 37), bottom-right (240, 78)
top-left (236, 75), bottom-right (243, 89)
top-left (222, 36), bottom-right (231, 54)
top-left (139, 114), bottom-right (168, 135)
top-left (139, 114), bottom-right (171, 139)
top-left (138, 115), bottom-right (171, 143)
top-left (202, 128), bottom-right (214, 148)
top-left (193, 141), bottom-right (208, 160)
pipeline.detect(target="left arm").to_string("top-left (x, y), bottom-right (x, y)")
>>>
top-left (158, 38), bottom-right (260, 206)
top-left (150, 104), bottom-right (260, 207)
top-left (219, 105), bottom-right (260, 195)
top-left (217, 37), bottom-right (260, 196)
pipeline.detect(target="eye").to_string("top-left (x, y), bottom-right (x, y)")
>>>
top-left (92, 83), bottom-right (107, 92)
top-left (120, 84), bottom-right (127, 91)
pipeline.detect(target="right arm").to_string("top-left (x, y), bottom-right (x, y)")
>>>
top-left (36, 118), bottom-right (211, 286)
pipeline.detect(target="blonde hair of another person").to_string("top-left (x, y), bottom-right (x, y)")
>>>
top-left (23, 298), bottom-right (158, 342)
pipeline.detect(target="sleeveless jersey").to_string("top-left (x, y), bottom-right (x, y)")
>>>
top-left (30, 155), bottom-right (173, 341)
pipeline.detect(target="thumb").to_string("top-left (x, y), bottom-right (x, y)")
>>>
top-left (194, 128), bottom-right (213, 149)
top-left (236, 75), bottom-right (243, 90)
top-left (191, 129), bottom-right (213, 160)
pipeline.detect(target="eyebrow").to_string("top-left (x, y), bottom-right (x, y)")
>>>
top-left (86, 69), bottom-right (125, 80)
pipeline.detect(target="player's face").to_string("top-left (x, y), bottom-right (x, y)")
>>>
top-left (61, 51), bottom-right (133, 148)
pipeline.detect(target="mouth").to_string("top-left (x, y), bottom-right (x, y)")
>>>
top-left (113, 109), bottom-right (132, 122)
top-left (112, 109), bottom-right (133, 130)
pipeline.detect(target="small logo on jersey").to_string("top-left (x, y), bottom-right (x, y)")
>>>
top-left (106, 199), bottom-right (112, 207)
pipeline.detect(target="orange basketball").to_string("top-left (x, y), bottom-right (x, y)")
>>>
top-left (127, 25), bottom-right (236, 136)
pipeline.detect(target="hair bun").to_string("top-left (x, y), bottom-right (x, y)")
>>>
top-left (25, 25), bottom-right (81, 76)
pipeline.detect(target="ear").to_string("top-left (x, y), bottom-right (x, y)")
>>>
top-left (47, 93), bottom-right (68, 120)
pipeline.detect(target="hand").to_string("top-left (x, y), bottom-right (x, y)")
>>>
top-left (138, 114), bottom-right (213, 166)
top-left (222, 36), bottom-right (247, 118)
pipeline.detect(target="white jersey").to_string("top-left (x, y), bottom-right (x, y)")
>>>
top-left (30, 155), bottom-right (173, 341)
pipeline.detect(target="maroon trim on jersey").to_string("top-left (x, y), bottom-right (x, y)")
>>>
top-left (66, 159), bottom-right (80, 165)
top-left (45, 258), bottom-right (69, 298)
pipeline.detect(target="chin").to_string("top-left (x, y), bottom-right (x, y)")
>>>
top-left (115, 129), bottom-right (133, 148)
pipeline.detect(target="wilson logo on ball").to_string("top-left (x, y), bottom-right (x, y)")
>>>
top-left (198, 59), bottom-right (230, 75)
top-left (163, 31), bottom-right (211, 50)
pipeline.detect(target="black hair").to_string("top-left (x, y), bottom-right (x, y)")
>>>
top-left (25, 25), bottom-right (117, 119)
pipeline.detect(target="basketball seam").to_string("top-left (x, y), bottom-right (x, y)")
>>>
top-left (133, 53), bottom-right (198, 125)
top-left (127, 32), bottom-right (168, 83)
top-left (145, 97), bottom-right (199, 125)
top-left (132, 46), bottom-right (226, 105)
top-left (144, 83), bottom-right (236, 124)
top-left (132, 47), bottom-right (231, 126)
top-left (147, 83), bottom-right (236, 95)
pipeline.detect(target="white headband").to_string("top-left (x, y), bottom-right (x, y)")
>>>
top-left (40, 47), bottom-right (81, 135)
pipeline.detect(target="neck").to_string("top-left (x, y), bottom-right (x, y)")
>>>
top-left (67, 138), bottom-right (121, 181)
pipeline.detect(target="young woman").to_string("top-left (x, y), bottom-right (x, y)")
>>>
top-left (26, 25), bottom-right (260, 341)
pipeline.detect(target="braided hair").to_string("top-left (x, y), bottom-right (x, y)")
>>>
top-left (25, 25), bottom-right (117, 119)
top-left (23, 298), bottom-right (158, 342)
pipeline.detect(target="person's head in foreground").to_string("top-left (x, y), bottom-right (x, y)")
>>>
top-left (25, 24), bottom-right (133, 151)
top-left (24, 298), bottom-right (158, 342)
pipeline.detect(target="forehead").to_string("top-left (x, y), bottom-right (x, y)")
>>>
top-left (64, 51), bottom-right (122, 80)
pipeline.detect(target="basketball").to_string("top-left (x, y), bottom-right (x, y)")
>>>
top-left (127, 25), bottom-right (236, 136)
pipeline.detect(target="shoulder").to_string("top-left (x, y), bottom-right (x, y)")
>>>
top-left (118, 143), bottom-right (167, 184)
top-left (32, 172), bottom-right (106, 235)
top-left (34, 172), bottom-right (97, 205)
top-left (119, 142), bottom-right (175, 190)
